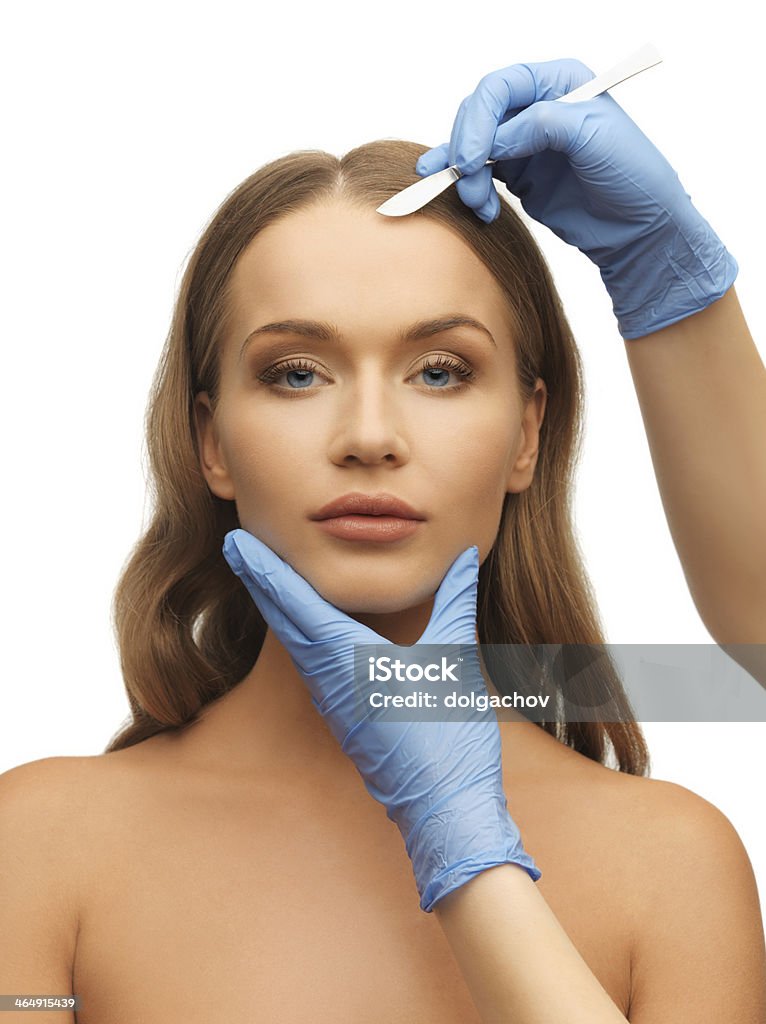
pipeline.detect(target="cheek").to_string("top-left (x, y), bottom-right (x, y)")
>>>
top-left (220, 396), bottom-right (310, 478)
top-left (424, 406), bottom-right (519, 505)
top-left (217, 406), bottom-right (315, 532)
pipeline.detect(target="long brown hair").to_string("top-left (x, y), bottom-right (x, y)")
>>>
top-left (103, 140), bottom-right (649, 776)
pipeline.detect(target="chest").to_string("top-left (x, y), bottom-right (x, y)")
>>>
top-left (72, 775), bottom-right (632, 1022)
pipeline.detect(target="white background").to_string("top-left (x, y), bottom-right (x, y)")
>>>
top-left (2, 1), bottom-right (764, 920)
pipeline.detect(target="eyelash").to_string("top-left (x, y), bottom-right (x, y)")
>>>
top-left (255, 354), bottom-right (477, 396)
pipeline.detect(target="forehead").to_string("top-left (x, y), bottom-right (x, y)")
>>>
top-left (226, 200), bottom-right (514, 345)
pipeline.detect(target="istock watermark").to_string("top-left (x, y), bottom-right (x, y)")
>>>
top-left (349, 643), bottom-right (766, 725)
top-left (352, 643), bottom-right (555, 725)
top-left (368, 654), bottom-right (461, 683)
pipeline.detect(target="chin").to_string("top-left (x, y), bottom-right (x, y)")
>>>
top-left (301, 565), bottom-right (438, 617)
top-left (316, 583), bottom-right (430, 616)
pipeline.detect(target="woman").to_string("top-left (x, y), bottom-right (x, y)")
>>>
top-left (1, 58), bottom-right (764, 1022)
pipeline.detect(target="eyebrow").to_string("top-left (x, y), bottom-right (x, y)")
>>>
top-left (238, 314), bottom-right (497, 361)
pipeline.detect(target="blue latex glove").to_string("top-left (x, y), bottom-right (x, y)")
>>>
top-left (222, 528), bottom-right (541, 912)
top-left (416, 57), bottom-right (738, 340)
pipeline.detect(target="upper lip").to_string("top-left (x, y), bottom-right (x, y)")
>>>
top-left (310, 492), bottom-right (426, 520)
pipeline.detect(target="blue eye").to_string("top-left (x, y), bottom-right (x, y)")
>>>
top-left (418, 355), bottom-right (476, 389)
top-left (281, 366), bottom-right (314, 389)
top-left (257, 358), bottom-right (327, 391)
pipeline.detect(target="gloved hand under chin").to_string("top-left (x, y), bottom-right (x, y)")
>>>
top-left (222, 528), bottom-right (541, 912)
top-left (415, 57), bottom-right (738, 340)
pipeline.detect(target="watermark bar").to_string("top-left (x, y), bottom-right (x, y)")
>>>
top-left (350, 643), bottom-right (766, 724)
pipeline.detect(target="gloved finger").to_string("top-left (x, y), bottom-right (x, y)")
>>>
top-left (221, 535), bottom-right (327, 714)
top-left (454, 163), bottom-right (497, 216)
top-left (420, 545), bottom-right (480, 646)
top-left (414, 145), bottom-right (502, 221)
top-left (449, 58), bottom-right (595, 176)
top-left (222, 529), bottom-right (381, 647)
top-left (447, 91), bottom-right (475, 170)
top-left (490, 98), bottom-right (589, 159)
top-left (446, 94), bottom-right (508, 222)
top-left (475, 186), bottom-right (502, 224)
top-left (415, 142), bottom-right (451, 177)
top-left (223, 529), bottom-right (312, 645)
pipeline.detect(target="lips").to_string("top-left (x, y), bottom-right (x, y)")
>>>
top-left (310, 492), bottom-right (425, 520)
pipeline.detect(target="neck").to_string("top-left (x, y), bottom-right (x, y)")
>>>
top-left (180, 611), bottom-right (530, 784)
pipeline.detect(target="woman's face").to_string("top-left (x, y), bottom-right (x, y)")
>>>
top-left (196, 199), bottom-right (546, 637)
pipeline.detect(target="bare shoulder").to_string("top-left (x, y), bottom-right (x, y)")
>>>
top-left (0, 750), bottom-right (155, 940)
top-left (581, 766), bottom-right (766, 1021)
top-left (542, 738), bottom-right (763, 903)
top-left (0, 753), bottom-right (97, 794)
top-left (593, 766), bottom-right (764, 902)
top-left (0, 743), bottom-right (174, 874)
top-left (511, 734), bottom-right (766, 1019)
top-left (0, 753), bottom-right (127, 895)
top-left (0, 756), bottom-right (101, 1011)
top-left (0, 754), bottom-right (107, 828)
top-left (620, 775), bottom-right (766, 1020)
top-left (0, 754), bottom-right (104, 864)
top-left (510, 723), bottom-right (761, 867)
top-left (597, 766), bottom-right (762, 885)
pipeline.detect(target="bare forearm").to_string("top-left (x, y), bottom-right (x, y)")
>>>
top-left (434, 865), bottom-right (627, 1023)
top-left (624, 286), bottom-right (766, 640)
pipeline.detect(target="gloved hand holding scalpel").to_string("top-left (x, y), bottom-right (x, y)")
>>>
top-left (413, 56), bottom-right (738, 340)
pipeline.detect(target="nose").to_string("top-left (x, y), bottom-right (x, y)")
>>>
top-left (327, 366), bottom-right (411, 467)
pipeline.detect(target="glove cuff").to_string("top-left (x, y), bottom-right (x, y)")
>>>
top-left (419, 847), bottom-right (542, 914)
top-left (600, 202), bottom-right (739, 340)
top-left (406, 788), bottom-right (542, 913)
